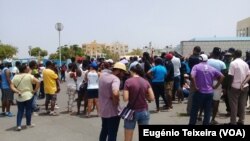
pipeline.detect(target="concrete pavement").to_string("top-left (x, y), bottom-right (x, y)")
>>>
top-left (1, 82), bottom-right (250, 141)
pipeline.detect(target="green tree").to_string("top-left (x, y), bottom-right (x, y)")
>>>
top-left (49, 44), bottom-right (84, 61)
top-left (127, 48), bottom-right (142, 56)
top-left (102, 48), bottom-right (120, 62)
top-left (29, 47), bottom-right (48, 57)
top-left (0, 43), bottom-right (18, 60)
top-left (69, 44), bottom-right (84, 57)
top-left (49, 53), bottom-right (58, 60)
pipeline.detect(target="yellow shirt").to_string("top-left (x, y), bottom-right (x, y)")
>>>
top-left (43, 69), bottom-right (58, 94)
top-left (12, 74), bottom-right (34, 102)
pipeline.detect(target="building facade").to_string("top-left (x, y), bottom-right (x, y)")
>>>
top-left (180, 37), bottom-right (250, 57)
top-left (82, 40), bottom-right (128, 58)
top-left (237, 17), bottom-right (250, 37)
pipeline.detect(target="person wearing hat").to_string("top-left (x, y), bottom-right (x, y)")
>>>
top-left (99, 62), bottom-right (127, 141)
top-left (221, 50), bottom-right (234, 116)
top-left (164, 53), bottom-right (175, 110)
top-left (189, 54), bottom-right (224, 125)
top-left (85, 62), bottom-right (99, 117)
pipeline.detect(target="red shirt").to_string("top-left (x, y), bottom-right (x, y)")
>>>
top-left (124, 77), bottom-right (151, 111)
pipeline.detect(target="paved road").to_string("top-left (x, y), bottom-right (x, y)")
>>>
top-left (1, 83), bottom-right (250, 141)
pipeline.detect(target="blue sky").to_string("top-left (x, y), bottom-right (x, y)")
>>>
top-left (0, 0), bottom-right (249, 58)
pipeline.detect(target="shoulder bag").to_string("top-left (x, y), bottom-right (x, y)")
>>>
top-left (118, 78), bottom-right (142, 120)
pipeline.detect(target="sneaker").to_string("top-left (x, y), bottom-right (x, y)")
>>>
top-left (0, 112), bottom-right (5, 116)
top-left (49, 111), bottom-right (59, 116)
top-left (6, 112), bottom-right (15, 117)
top-left (210, 120), bottom-right (219, 125)
top-left (85, 114), bottom-right (90, 118)
top-left (26, 124), bottom-right (35, 128)
top-left (55, 105), bottom-right (60, 109)
top-left (16, 126), bottom-right (22, 131)
top-left (33, 112), bottom-right (39, 116)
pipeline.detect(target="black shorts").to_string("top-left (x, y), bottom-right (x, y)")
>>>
top-left (87, 89), bottom-right (98, 99)
top-left (1, 89), bottom-right (14, 101)
top-left (45, 94), bottom-right (57, 102)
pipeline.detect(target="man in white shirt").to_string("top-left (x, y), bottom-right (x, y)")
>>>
top-left (170, 52), bottom-right (182, 102)
top-left (227, 50), bottom-right (250, 125)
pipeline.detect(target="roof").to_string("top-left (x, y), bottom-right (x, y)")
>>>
top-left (189, 37), bottom-right (250, 41)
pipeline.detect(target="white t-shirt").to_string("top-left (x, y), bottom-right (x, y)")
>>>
top-left (11, 66), bottom-right (19, 74)
top-left (87, 71), bottom-right (99, 89)
top-left (171, 56), bottom-right (181, 77)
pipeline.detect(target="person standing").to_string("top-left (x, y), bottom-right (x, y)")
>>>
top-left (245, 51), bottom-right (250, 108)
top-left (227, 50), bottom-right (249, 125)
top-left (170, 52), bottom-right (182, 102)
top-left (147, 58), bottom-right (168, 112)
top-left (99, 62), bottom-right (126, 141)
top-left (29, 60), bottom-right (40, 115)
top-left (164, 53), bottom-right (174, 110)
top-left (10, 64), bottom-right (40, 131)
top-left (1, 62), bottom-right (14, 117)
top-left (141, 52), bottom-right (152, 81)
top-left (43, 61), bottom-right (59, 116)
top-left (65, 63), bottom-right (81, 113)
top-left (85, 63), bottom-right (99, 117)
top-left (186, 46), bottom-right (201, 115)
top-left (207, 47), bottom-right (226, 125)
top-left (221, 50), bottom-right (234, 116)
top-left (189, 54), bottom-right (224, 125)
top-left (60, 63), bottom-right (67, 83)
top-left (123, 64), bottom-right (154, 141)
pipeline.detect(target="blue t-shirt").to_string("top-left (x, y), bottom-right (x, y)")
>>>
top-left (150, 65), bottom-right (167, 82)
top-left (1, 68), bottom-right (11, 89)
top-left (207, 59), bottom-right (226, 72)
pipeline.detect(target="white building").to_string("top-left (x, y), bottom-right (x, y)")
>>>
top-left (180, 37), bottom-right (250, 57)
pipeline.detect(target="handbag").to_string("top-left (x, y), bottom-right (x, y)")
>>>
top-left (118, 78), bottom-right (142, 120)
top-left (118, 106), bottom-right (135, 120)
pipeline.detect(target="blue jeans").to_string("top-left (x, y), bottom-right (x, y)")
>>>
top-left (124, 110), bottom-right (150, 129)
top-left (32, 93), bottom-right (38, 111)
top-left (189, 92), bottom-right (213, 125)
top-left (17, 97), bottom-right (33, 127)
top-left (99, 116), bottom-right (120, 141)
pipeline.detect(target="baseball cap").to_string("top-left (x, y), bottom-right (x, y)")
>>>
top-left (165, 53), bottom-right (173, 60)
top-left (199, 54), bottom-right (208, 62)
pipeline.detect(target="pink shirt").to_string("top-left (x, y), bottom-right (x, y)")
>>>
top-left (98, 72), bottom-right (120, 118)
top-left (228, 58), bottom-right (250, 89)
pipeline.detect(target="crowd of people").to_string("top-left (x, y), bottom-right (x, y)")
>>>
top-left (1, 46), bottom-right (250, 141)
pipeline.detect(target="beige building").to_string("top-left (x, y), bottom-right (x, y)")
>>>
top-left (82, 40), bottom-right (128, 58)
top-left (237, 17), bottom-right (250, 37)
top-left (179, 37), bottom-right (250, 57)
top-left (106, 41), bottom-right (129, 56)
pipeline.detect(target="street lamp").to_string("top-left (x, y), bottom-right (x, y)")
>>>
top-left (28, 46), bottom-right (32, 57)
top-left (55, 22), bottom-right (64, 67)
